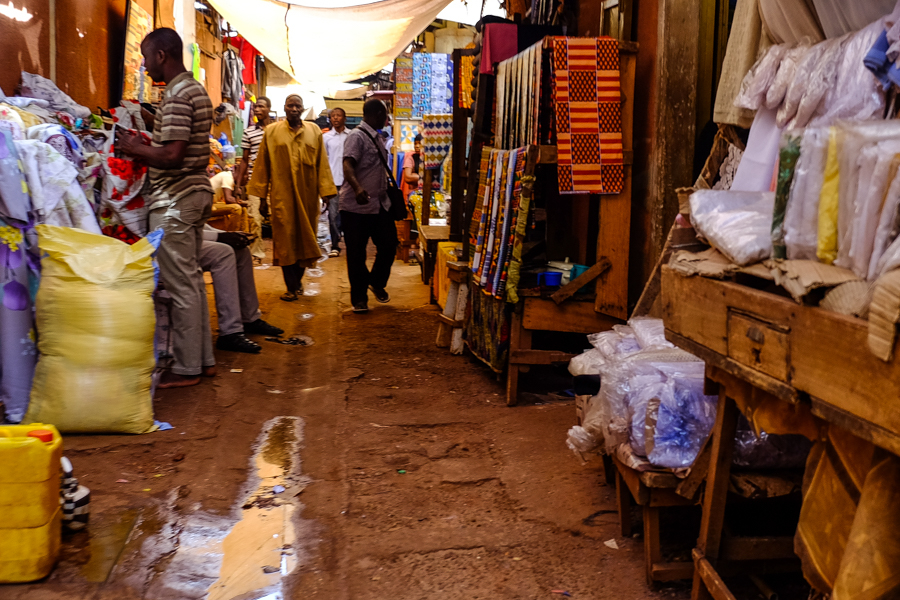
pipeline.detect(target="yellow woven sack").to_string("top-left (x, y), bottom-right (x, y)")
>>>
top-left (25, 225), bottom-right (156, 433)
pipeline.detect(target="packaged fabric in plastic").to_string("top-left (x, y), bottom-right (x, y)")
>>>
top-left (766, 43), bottom-right (811, 110)
top-left (25, 225), bottom-right (158, 433)
top-left (735, 44), bottom-right (790, 111)
top-left (849, 140), bottom-right (900, 278)
top-left (731, 107), bottom-right (782, 193)
top-left (834, 120), bottom-right (900, 269)
top-left (629, 316), bottom-right (674, 350)
top-left (791, 35), bottom-right (847, 129)
top-left (817, 127), bottom-right (841, 264)
top-left (814, 20), bottom-right (885, 126)
top-left (690, 189), bottom-right (776, 266)
top-left (869, 168), bottom-right (900, 279)
top-left (778, 40), bottom-right (835, 128)
top-left (785, 127), bottom-right (829, 260)
top-left (588, 327), bottom-right (640, 359)
top-left (772, 133), bottom-right (802, 259)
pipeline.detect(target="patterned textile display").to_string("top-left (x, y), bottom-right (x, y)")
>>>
top-left (460, 54), bottom-right (475, 109)
top-left (421, 114), bottom-right (453, 169)
top-left (99, 126), bottom-right (151, 238)
top-left (471, 146), bottom-right (529, 301)
top-left (394, 57), bottom-right (414, 119)
top-left (550, 36), bottom-right (624, 194)
top-left (494, 42), bottom-right (542, 149)
top-left (413, 53), bottom-right (432, 117)
top-left (469, 147), bottom-right (494, 258)
top-left (464, 281), bottom-right (511, 373)
top-left (398, 121), bottom-right (420, 152)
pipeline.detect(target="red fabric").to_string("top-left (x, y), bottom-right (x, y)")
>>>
top-left (230, 35), bottom-right (259, 85)
top-left (480, 24), bottom-right (518, 75)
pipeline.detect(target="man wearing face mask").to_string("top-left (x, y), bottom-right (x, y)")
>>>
top-left (247, 94), bottom-right (337, 301)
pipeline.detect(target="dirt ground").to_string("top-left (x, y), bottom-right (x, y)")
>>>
top-left (5, 247), bottom-right (690, 600)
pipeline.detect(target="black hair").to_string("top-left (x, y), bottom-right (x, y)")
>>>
top-left (330, 107), bottom-right (346, 118)
top-left (414, 133), bottom-right (423, 143)
top-left (142, 27), bottom-right (183, 59)
top-left (363, 98), bottom-right (387, 119)
top-left (256, 96), bottom-right (271, 108)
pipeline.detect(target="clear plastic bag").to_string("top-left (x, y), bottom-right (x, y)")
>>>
top-left (629, 316), bottom-right (674, 350)
top-left (766, 43), bottom-right (811, 110)
top-left (785, 127), bottom-right (830, 260)
top-left (792, 35), bottom-right (847, 129)
top-left (849, 140), bottom-right (900, 278)
top-left (735, 44), bottom-right (790, 111)
top-left (778, 40), bottom-right (834, 128)
top-left (690, 189), bottom-right (776, 266)
top-left (647, 365), bottom-right (718, 469)
top-left (869, 167), bottom-right (900, 279)
top-left (568, 348), bottom-right (606, 376)
top-left (732, 428), bottom-right (813, 469)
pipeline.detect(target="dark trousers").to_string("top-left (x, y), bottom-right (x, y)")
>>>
top-left (281, 262), bottom-right (306, 294)
top-left (328, 196), bottom-right (342, 248)
top-left (341, 209), bottom-right (398, 305)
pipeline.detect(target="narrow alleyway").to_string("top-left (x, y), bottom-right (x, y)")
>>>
top-left (7, 249), bottom-right (683, 600)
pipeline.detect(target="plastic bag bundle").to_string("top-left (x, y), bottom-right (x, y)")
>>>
top-left (24, 225), bottom-right (157, 433)
top-left (568, 348), bottom-right (606, 376)
top-left (791, 35), bottom-right (847, 129)
top-left (848, 140), bottom-right (900, 278)
top-left (735, 44), bottom-right (790, 111)
top-left (870, 169), bottom-right (900, 279)
top-left (766, 43), bottom-right (811, 110)
top-left (647, 366), bottom-right (718, 469)
top-left (690, 189), bottom-right (776, 266)
top-left (732, 427), bottom-right (813, 469)
top-left (778, 39), bottom-right (836, 128)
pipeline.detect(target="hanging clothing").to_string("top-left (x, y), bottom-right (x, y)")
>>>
top-left (247, 120), bottom-right (337, 267)
top-left (758, 0), bottom-right (824, 45)
top-left (813, 0), bottom-right (896, 38)
top-left (480, 23), bottom-right (518, 75)
top-left (714, 0), bottom-right (773, 128)
top-left (230, 35), bottom-right (260, 85)
top-left (222, 49), bottom-right (244, 109)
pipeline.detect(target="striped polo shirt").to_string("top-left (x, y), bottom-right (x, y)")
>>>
top-left (241, 122), bottom-right (266, 178)
top-left (147, 71), bottom-right (213, 209)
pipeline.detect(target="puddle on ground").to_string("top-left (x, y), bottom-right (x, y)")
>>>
top-left (302, 282), bottom-right (320, 297)
top-left (77, 509), bottom-right (138, 582)
top-left (305, 268), bottom-right (324, 278)
top-left (112, 417), bottom-right (309, 600)
top-left (296, 313), bottom-right (315, 321)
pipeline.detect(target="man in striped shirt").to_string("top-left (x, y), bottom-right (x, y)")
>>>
top-left (118, 27), bottom-right (215, 389)
top-left (235, 96), bottom-right (271, 261)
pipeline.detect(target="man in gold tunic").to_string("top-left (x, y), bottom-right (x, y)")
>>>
top-left (247, 94), bottom-right (337, 301)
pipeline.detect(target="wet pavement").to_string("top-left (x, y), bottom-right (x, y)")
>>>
top-left (5, 246), bottom-right (682, 600)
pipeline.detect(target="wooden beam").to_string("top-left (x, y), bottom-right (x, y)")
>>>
top-left (509, 350), bottom-right (576, 365)
top-left (550, 258), bottom-right (612, 305)
top-left (595, 51), bottom-right (636, 320)
top-left (523, 297), bottom-right (621, 334)
top-left (693, 552), bottom-right (738, 600)
top-left (720, 535), bottom-right (796, 562)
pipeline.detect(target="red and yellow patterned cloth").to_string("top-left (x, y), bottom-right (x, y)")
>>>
top-left (550, 36), bottom-right (624, 195)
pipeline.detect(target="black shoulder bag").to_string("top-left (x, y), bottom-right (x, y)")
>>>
top-left (358, 128), bottom-right (409, 221)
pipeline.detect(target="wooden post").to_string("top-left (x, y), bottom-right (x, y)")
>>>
top-left (422, 169), bottom-right (433, 226)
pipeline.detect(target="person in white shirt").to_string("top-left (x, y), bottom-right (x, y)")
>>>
top-left (322, 107), bottom-right (350, 257)
top-left (200, 226), bottom-right (283, 353)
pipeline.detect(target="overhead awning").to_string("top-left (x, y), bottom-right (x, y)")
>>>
top-left (206, 0), bottom-right (454, 84)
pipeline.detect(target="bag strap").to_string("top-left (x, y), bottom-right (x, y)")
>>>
top-left (358, 127), bottom-right (400, 189)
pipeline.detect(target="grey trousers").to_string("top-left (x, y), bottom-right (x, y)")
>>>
top-left (149, 191), bottom-right (214, 376)
top-left (200, 241), bottom-right (261, 335)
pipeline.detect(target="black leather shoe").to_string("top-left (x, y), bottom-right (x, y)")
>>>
top-left (369, 286), bottom-right (390, 303)
top-left (352, 301), bottom-right (369, 314)
top-left (243, 319), bottom-right (284, 336)
top-left (216, 333), bottom-right (262, 354)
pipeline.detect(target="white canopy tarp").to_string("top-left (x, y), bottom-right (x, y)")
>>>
top-left (207, 0), bottom-right (454, 84)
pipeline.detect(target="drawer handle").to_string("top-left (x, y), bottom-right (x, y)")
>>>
top-left (746, 326), bottom-right (765, 344)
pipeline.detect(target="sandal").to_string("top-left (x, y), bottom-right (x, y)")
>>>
top-left (280, 291), bottom-right (299, 302)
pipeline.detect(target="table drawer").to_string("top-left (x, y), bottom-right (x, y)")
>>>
top-left (727, 310), bottom-right (790, 382)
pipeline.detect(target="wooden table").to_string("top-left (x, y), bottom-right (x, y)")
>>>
top-left (661, 266), bottom-right (900, 600)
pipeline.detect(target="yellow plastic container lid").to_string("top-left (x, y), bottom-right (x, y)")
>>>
top-left (0, 424), bottom-right (63, 484)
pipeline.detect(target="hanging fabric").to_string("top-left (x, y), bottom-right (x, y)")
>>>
top-left (222, 49), bottom-right (244, 109)
top-left (549, 36), bottom-right (624, 195)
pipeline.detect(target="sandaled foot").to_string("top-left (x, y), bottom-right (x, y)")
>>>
top-left (157, 373), bottom-right (202, 389)
top-left (369, 285), bottom-right (390, 303)
top-left (243, 319), bottom-right (284, 336)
